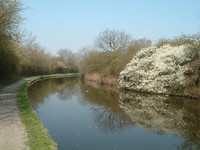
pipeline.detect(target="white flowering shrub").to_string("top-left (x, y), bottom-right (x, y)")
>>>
top-left (119, 44), bottom-right (196, 94)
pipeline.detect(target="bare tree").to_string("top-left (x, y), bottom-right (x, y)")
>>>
top-left (57, 49), bottom-right (78, 73)
top-left (79, 46), bottom-right (94, 61)
top-left (94, 29), bottom-right (132, 51)
top-left (57, 49), bottom-right (73, 62)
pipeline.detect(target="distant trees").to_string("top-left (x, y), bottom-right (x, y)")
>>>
top-left (56, 49), bottom-right (78, 73)
top-left (79, 46), bottom-right (94, 61)
top-left (94, 29), bottom-right (132, 52)
top-left (0, 0), bottom-right (79, 79)
top-left (18, 36), bottom-right (78, 75)
top-left (57, 49), bottom-right (73, 63)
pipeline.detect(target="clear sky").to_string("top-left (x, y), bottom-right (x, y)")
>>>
top-left (21, 0), bottom-right (200, 54)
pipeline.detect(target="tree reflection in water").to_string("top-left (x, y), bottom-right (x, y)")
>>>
top-left (28, 77), bottom-right (79, 109)
top-left (29, 78), bottom-right (200, 149)
top-left (80, 80), bottom-right (133, 133)
top-left (119, 91), bottom-right (200, 150)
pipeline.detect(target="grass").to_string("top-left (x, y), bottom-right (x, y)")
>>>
top-left (0, 76), bottom-right (23, 89)
top-left (15, 73), bottom-right (79, 150)
top-left (16, 81), bottom-right (57, 150)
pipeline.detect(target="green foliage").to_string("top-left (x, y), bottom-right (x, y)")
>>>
top-left (16, 81), bottom-right (57, 150)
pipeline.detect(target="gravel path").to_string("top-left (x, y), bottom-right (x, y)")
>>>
top-left (0, 79), bottom-right (29, 150)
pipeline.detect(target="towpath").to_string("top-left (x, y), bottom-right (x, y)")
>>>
top-left (0, 79), bottom-right (29, 150)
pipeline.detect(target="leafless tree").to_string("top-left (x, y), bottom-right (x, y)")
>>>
top-left (79, 46), bottom-right (95, 61)
top-left (57, 49), bottom-right (74, 62)
top-left (57, 49), bottom-right (78, 73)
top-left (94, 29), bottom-right (132, 51)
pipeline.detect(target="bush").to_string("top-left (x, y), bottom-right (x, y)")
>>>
top-left (119, 43), bottom-right (200, 97)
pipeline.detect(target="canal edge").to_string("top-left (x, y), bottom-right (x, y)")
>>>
top-left (16, 73), bottom-right (79, 150)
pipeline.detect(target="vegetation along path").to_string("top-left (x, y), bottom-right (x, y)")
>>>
top-left (0, 79), bottom-right (28, 150)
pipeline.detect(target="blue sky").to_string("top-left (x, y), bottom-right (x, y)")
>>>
top-left (21, 0), bottom-right (200, 54)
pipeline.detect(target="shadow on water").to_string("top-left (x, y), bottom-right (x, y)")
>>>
top-left (28, 77), bottom-right (200, 150)
top-left (119, 91), bottom-right (200, 150)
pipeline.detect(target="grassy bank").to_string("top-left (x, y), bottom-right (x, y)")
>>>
top-left (16, 73), bottom-right (78, 150)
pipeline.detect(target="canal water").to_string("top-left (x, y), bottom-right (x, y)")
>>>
top-left (28, 77), bottom-right (200, 150)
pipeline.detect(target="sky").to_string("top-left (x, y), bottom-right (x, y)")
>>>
top-left (21, 0), bottom-right (200, 54)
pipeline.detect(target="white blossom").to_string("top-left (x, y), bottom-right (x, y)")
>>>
top-left (119, 44), bottom-right (194, 94)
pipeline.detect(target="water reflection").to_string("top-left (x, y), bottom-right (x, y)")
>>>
top-left (80, 80), bottom-right (133, 133)
top-left (28, 78), bottom-right (200, 150)
top-left (119, 91), bottom-right (200, 150)
top-left (29, 77), bottom-right (79, 108)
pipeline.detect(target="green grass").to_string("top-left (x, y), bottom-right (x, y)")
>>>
top-left (0, 76), bottom-right (23, 89)
top-left (16, 81), bottom-right (57, 150)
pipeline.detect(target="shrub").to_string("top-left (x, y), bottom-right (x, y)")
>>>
top-left (119, 44), bottom-right (200, 97)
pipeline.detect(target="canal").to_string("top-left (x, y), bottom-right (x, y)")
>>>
top-left (28, 77), bottom-right (200, 150)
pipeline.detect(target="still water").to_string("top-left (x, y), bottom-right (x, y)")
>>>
top-left (28, 77), bottom-right (200, 150)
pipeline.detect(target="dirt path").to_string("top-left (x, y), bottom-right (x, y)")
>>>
top-left (0, 79), bottom-right (29, 150)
